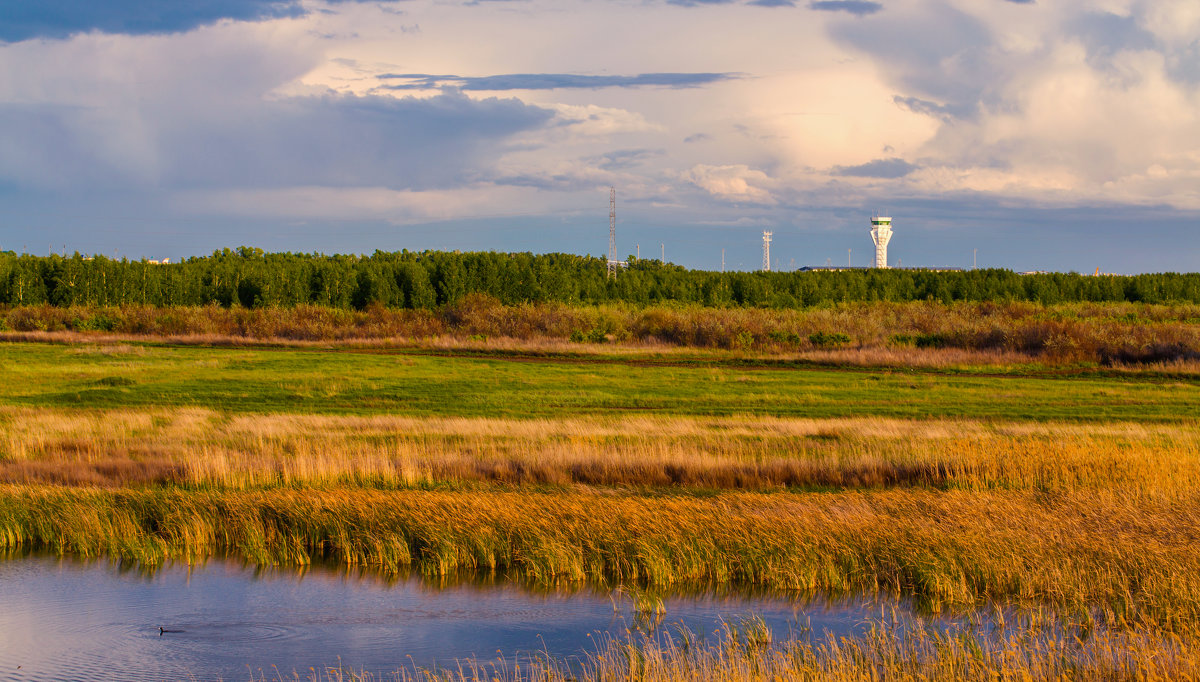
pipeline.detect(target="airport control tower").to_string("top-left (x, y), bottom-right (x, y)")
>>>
top-left (869, 213), bottom-right (893, 269)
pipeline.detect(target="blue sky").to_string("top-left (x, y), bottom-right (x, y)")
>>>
top-left (1, 0), bottom-right (1198, 272)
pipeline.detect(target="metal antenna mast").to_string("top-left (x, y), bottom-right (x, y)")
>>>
top-left (762, 231), bottom-right (772, 271)
top-left (607, 187), bottom-right (617, 279)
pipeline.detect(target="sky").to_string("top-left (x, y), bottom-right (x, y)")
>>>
top-left (1, 0), bottom-right (1198, 273)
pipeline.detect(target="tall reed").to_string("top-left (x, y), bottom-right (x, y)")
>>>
top-left (4, 486), bottom-right (1200, 630)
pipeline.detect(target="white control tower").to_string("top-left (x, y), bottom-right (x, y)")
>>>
top-left (869, 213), bottom-right (893, 268)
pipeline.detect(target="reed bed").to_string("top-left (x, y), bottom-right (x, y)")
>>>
top-left (3, 407), bottom-right (1200, 495)
top-left (294, 622), bottom-right (1200, 681)
top-left (4, 485), bottom-right (1200, 630)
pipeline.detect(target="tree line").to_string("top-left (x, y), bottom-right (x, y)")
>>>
top-left (1, 248), bottom-right (1198, 308)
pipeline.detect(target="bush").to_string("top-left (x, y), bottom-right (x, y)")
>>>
top-left (768, 330), bottom-right (803, 345)
top-left (570, 327), bottom-right (610, 343)
top-left (893, 333), bottom-right (948, 349)
top-left (809, 331), bottom-right (852, 348)
top-left (77, 314), bottom-right (119, 332)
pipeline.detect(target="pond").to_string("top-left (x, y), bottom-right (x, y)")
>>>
top-left (1, 554), bottom-right (925, 681)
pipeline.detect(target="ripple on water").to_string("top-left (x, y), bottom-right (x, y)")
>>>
top-left (0, 553), bottom-right (935, 681)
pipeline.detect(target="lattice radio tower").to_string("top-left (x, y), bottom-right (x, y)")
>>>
top-left (762, 231), bottom-right (772, 272)
top-left (607, 187), bottom-right (617, 279)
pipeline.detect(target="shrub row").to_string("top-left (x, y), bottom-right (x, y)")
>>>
top-left (4, 299), bottom-right (1199, 363)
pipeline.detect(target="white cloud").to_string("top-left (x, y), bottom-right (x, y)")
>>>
top-left (683, 164), bottom-right (775, 203)
top-left (816, 0), bottom-right (1200, 209)
top-left (1140, 0), bottom-right (1200, 48)
top-left (545, 103), bottom-right (662, 136)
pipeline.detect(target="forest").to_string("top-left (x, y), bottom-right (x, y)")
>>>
top-left (2, 247), bottom-right (1199, 308)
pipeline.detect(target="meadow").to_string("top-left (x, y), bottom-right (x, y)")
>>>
top-left (0, 340), bottom-right (1197, 421)
top-left (2, 317), bottom-right (1200, 679)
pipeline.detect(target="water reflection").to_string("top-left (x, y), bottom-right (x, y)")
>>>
top-left (0, 552), bottom-right (928, 681)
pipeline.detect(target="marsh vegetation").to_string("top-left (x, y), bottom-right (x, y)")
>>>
top-left (1, 301), bottom-right (1198, 678)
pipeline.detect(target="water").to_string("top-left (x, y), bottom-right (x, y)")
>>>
top-left (0, 555), bottom-right (897, 681)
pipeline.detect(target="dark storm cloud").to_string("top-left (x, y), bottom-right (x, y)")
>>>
top-left (0, 0), bottom-right (419, 42)
top-left (833, 158), bottom-right (918, 178)
top-left (168, 92), bottom-right (554, 189)
top-left (0, 91), bottom-right (555, 192)
top-left (377, 72), bottom-right (741, 91)
top-left (0, 0), bottom-right (312, 41)
top-left (808, 1), bottom-right (883, 16)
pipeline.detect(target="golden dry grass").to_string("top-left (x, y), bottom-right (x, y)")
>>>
top-left (3, 407), bottom-right (1200, 495)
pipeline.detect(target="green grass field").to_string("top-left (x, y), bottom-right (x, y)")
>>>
top-left (1, 340), bottom-right (1197, 421)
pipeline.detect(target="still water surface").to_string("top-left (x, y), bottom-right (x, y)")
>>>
top-left (1, 555), bottom-right (892, 681)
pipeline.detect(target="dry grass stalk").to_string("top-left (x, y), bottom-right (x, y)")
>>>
top-left (3, 407), bottom-right (1199, 495)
